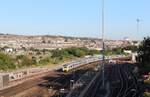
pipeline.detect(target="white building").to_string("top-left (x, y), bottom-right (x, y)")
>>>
top-left (132, 52), bottom-right (138, 62)
top-left (4, 48), bottom-right (13, 53)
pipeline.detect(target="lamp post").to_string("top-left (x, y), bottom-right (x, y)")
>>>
top-left (101, 0), bottom-right (105, 87)
top-left (136, 19), bottom-right (140, 34)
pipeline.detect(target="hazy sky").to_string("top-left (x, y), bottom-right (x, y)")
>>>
top-left (0, 0), bottom-right (149, 40)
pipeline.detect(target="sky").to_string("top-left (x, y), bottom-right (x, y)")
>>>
top-left (0, 0), bottom-right (150, 40)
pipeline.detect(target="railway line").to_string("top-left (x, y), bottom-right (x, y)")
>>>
top-left (52, 63), bottom-right (100, 97)
top-left (75, 63), bottom-right (143, 97)
top-left (0, 57), bottom-right (137, 97)
top-left (0, 59), bottom-right (100, 97)
top-left (111, 64), bottom-right (142, 97)
top-left (116, 64), bottom-right (129, 97)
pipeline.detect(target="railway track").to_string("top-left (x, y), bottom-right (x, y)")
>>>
top-left (116, 64), bottom-right (129, 97)
top-left (0, 60), bottom-right (100, 97)
top-left (114, 64), bottom-right (142, 97)
top-left (52, 67), bottom-right (99, 97)
top-left (110, 64), bottom-right (123, 97)
top-left (123, 64), bottom-right (139, 97)
top-left (0, 71), bottom-right (61, 97)
top-left (76, 65), bottom-right (110, 97)
top-left (76, 64), bottom-right (143, 97)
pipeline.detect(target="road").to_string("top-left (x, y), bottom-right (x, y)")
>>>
top-left (77, 64), bottom-right (143, 97)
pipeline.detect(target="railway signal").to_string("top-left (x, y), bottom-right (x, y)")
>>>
top-left (70, 80), bottom-right (74, 90)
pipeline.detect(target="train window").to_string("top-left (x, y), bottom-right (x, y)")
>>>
top-left (63, 65), bottom-right (68, 68)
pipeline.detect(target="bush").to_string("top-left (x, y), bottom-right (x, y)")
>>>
top-left (0, 47), bottom-right (101, 70)
top-left (21, 56), bottom-right (33, 67)
top-left (137, 37), bottom-right (150, 66)
top-left (67, 47), bottom-right (88, 57)
top-left (39, 57), bottom-right (52, 65)
top-left (0, 52), bottom-right (16, 70)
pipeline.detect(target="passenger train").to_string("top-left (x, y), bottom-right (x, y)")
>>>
top-left (62, 55), bottom-right (103, 72)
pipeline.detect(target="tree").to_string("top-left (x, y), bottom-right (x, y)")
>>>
top-left (32, 56), bottom-right (37, 65)
top-left (114, 47), bottom-right (125, 55)
top-left (39, 57), bottom-right (51, 65)
top-left (137, 37), bottom-right (150, 66)
top-left (51, 49), bottom-right (70, 60)
top-left (67, 47), bottom-right (87, 57)
top-left (0, 52), bottom-right (16, 70)
top-left (88, 50), bottom-right (100, 55)
top-left (16, 55), bottom-right (24, 59)
top-left (21, 56), bottom-right (33, 67)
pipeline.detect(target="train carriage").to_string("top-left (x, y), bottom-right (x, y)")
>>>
top-left (62, 55), bottom-right (103, 72)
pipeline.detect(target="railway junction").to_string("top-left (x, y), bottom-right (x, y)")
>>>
top-left (0, 57), bottom-right (144, 97)
top-left (65, 64), bottom-right (144, 97)
top-left (0, 58), bottom-right (101, 97)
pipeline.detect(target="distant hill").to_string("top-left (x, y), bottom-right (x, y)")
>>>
top-left (0, 33), bottom-right (101, 40)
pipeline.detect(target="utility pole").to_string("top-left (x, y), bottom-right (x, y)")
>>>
top-left (101, 0), bottom-right (105, 87)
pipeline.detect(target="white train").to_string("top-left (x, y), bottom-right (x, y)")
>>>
top-left (62, 55), bottom-right (103, 72)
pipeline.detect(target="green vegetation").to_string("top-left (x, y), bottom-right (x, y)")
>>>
top-left (39, 47), bottom-right (100, 65)
top-left (136, 37), bottom-right (150, 97)
top-left (137, 37), bottom-right (150, 73)
top-left (38, 57), bottom-right (53, 65)
top-left (0, 47), bottom-right (100, 71)
top-left (137, 37), bottom-right (150, 66)
top-left (15, 55), bottom-right (35, 68)
top-left (0, 52), bottom-right (16, 71)
top-left (0, 46), bottom-right (130, 71)
top-left (103, 47), bottom-right (126, 56)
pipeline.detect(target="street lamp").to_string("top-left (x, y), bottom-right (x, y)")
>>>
top-left (136, 19), bottom-right (140, 34)
top-left (101, 0), bottom-right (105, 87)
